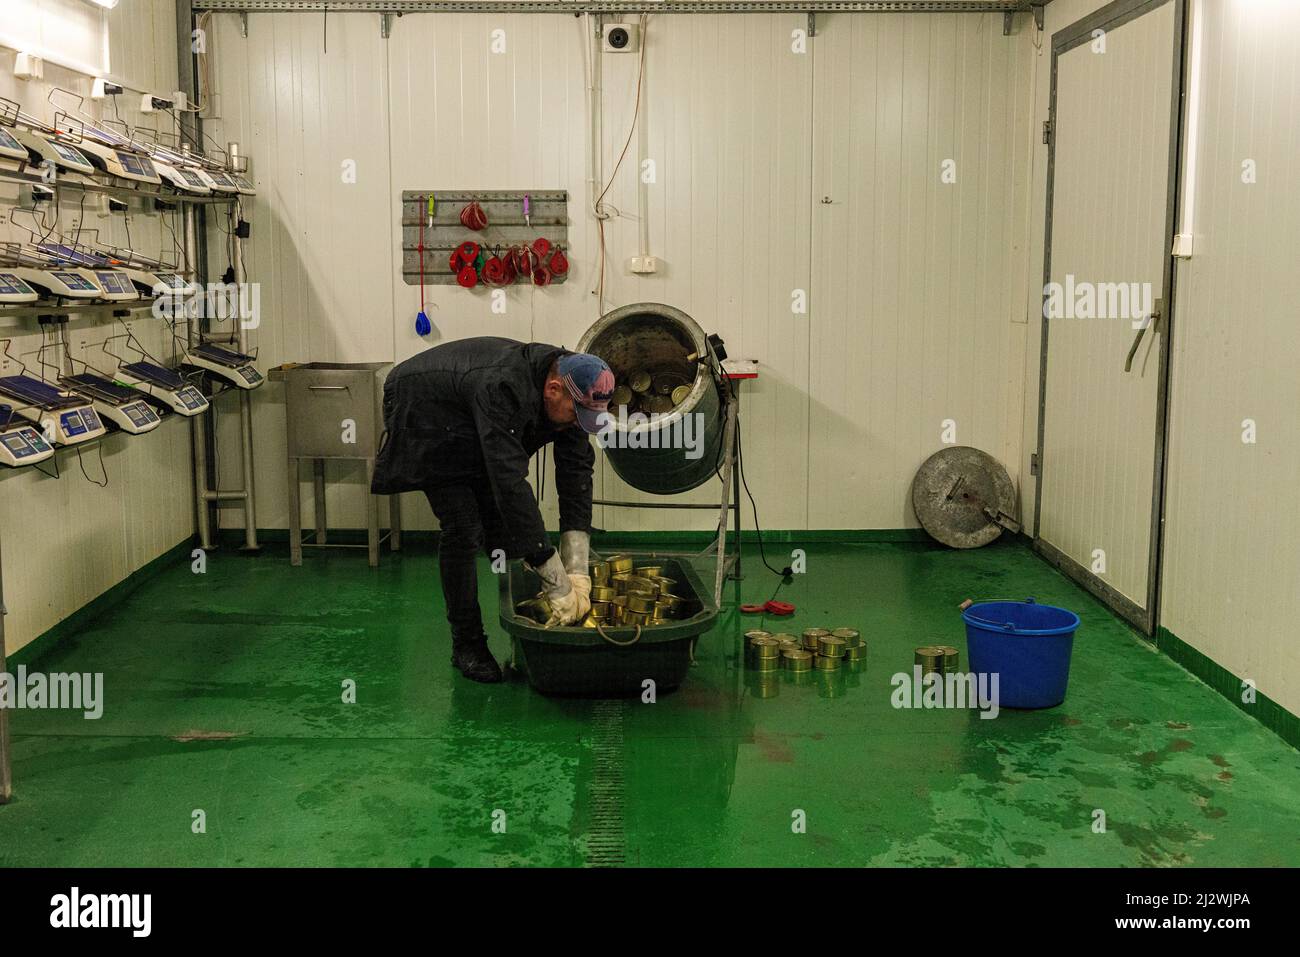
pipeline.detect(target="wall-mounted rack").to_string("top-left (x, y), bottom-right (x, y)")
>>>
top-left (400, 189), bottom-right (569, 285)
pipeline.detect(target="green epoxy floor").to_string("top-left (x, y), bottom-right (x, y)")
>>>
top-left (2, 539), bottom-right (1298, 867)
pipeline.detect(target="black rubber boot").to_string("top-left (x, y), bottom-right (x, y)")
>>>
top-left (451, 639), bottom-right (504, 684)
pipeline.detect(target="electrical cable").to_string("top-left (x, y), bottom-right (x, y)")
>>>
top-left (76, 442), bottom-right (108, 488)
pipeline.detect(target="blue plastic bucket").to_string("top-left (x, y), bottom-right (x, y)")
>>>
top-left (961, 598), bottom-right (1079, 709)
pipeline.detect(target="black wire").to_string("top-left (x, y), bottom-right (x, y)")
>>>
top-left (736, 424), bottom-right (790, 578)
top-left (33, 456), bottom-right (60, 479)
top-left (76, 442), bottom-right (108, 487)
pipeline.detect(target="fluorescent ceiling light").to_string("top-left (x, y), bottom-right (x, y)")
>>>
top-left (86, 0), bottom-right (121, 9)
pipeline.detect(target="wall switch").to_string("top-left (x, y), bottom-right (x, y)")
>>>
top-left (629, 255), bottom-right (658, 274)
top-left (1172, 233), bottom-right (1194, 258)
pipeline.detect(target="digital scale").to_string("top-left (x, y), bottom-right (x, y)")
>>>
top-left (0, 405), bottom-right (54, 467)
top-left (68, 123), bottom-right (162, 186)
top-left (10, 127), bottom-right (96, 175)
top-left (0, 375), bottom-right (106, 446)
top-left (35, 245), bottom-right (139, 302)
top-left (115, 361), bottom-right (209, 416)
top-left (194, 167), bottom-right (241, 194)
top-left (183, 341), bottom-right (263, 390)
top-left (0, 262), bottom-right (103, 300)
top-left (231, 174), bottom-right (256, 196)
top-left (153, 160), bottom-right (213, 195)
top-left (0, 271), bottom-right (39, 304)
top-left (0, 126), bottom-right (28, 163)
top-left (61, 373), bottom-right (161, 435)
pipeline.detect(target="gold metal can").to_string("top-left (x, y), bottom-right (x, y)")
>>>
top-left (771, 633), bottom-right (797, 646)
top-left (671, 384), bottom-right (692, 406)
top-left (654, 577), bottom-right (677, 595)
top-left (589, 561), bottom-right (610, 585)
top-left (937, 645), bottom-right (960, 673)
top-left (608, 556), bottom-right (635, 575)
top-left (629, 371), bottom-right (651, 394)
top-left (582, 617), bottom-right (600, 628)
top-left (844, 642), bottom-right (866, 661)
top-left (748, 672), bottom-right (780, 696)
top-left (624, 611), bottom-right (649, 626)
top-left (656, 594), bottom-right (684, 614)
top-left (626, 594), bottom-right (656, 615)
top-left (817, 636), bottom-right (847, 659)
top-left (915, 647), bottom-right (944, 675)
top-left (830, 627), bottom-right (860, 647)
top-left (744, 629), bottom-right (772, 645)
top-left (589, 600), bottom-right (610, 617)
top-left (803, 628), bottom-right (830, 651)
top-left (750, 636), bottom-right (781, 659)
top-left (610, 385), bottom-right (634, 409)
top-left (643, 395), bottom-right (673, 414)
top-left (626, 576), bottom-right (659, 597)
top-left (782, 648), bottom-right (813, 672)
top-left (634, 565), bottom-right (662, 579)
top-left (778, 639), bottom-right (801, 654)
top-left (814, 655), bottom-right (840, 671)
top-left (590, 585), bottom-right (617, 602)
top-left (753, 656), bottom-right (780, 673)
top-left (653, 600), bottom-right (679, 619)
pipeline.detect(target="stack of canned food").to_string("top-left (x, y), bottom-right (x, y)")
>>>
top-left (745, 626), bottom-right (864, 673)
top-left (608, 369), bottom-right (694, 417)
top-left (515, 554), bottom-right (690, 629)
top-left (914, 645), bottom-right (961, 674)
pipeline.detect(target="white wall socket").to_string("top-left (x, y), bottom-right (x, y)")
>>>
top-left (14, 53), bottom-right (44, 81)
top-left (629, 255), bottom-right (658, 274)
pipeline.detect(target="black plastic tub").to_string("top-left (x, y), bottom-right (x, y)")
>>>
top-left (498, 555), bottom-right (718, 697)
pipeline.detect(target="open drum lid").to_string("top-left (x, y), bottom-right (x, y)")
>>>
top-left (911, 446), bottom-right (1017, 549)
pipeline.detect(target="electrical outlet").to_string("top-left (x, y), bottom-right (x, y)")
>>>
top-left (14, 53), bottom-right (44, 80)
top-left (629, 255), bottom-right (658, 274)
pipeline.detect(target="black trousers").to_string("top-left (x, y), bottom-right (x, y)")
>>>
top-left (423, 481), bottom-right (507, 646)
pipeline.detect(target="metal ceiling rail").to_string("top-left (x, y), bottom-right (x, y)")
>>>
top-left (193, 1), bottom-right (1034, 14)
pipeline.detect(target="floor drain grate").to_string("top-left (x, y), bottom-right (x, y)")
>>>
top-left (585, 700), bottom-right (627, 867)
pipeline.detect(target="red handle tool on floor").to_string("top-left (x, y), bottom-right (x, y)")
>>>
top-left (741, 599), bottom-right (796, 616)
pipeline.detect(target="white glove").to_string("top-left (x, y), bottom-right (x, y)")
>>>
top-left (560, 530), bottom-right (591, 575)
top-left (568, 573), bottom-right (592, 613)
top-left (528, 552), bottom-right (586, 626)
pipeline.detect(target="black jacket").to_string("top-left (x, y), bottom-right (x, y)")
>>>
top-left (370, 337), bottom-right (595, 559)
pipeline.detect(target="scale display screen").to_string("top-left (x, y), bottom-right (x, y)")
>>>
top-left (155, 274), bottom-right (187, 290)
top-left (179, 386), bottom-right (206, 409)
top-left (82, 409), bottom-right (102, 430)
top-left (0, 273), bottom-right (36, 295)
top-left (0, 127), bottom-right (24, 155)
top-left (62, 411), bottom-right (85, 435)
top-left (117, 152), bottom-right (155, 177)
top-left (50, 272), bottom-right (98, 291)
top-left (238, 366), bottom-right (262, 384)
top-left (176, 169), bottom-right (208, 189)
top-left (207, 171), bottom-right (236, 189)
top-left (51, 142), bottom-right (90, 166)
top-left (95, 271), bottom-right (134, 295)
top-left (125, 403), bottom-right (155, 427)
top-left (3, 434), bottom-right (30, 454)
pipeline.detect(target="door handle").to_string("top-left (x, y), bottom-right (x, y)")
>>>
top-left (1125, 297), bottom-right (1163, 373)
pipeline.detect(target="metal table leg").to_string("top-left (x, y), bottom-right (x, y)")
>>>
top-left (288, 455), bottom-right (303, 566)
top-left (390, 492), bottom-right (402, 552)
top-left (313, 459), bottom-right (328, 546)
top-left (366, 458), bottom-right (380, 567)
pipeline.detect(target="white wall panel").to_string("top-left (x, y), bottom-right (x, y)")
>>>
top-left (204, 10), bottom-right (1034, 537)
top-left (1161, 0), bottom-right (1300, 716)
top-left (809, 12), bottom-right (1033, 528)
top-left (0, 1), bottom-right (193, 657)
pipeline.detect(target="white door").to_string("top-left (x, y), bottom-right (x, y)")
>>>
top-left (1034, 0), bottom-right (1185, 634)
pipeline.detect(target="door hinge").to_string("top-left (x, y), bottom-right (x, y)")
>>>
top-left (1042, 120), bottom-right (1053, 146)
top-left (1030, 452), bottom-right (1040, 476)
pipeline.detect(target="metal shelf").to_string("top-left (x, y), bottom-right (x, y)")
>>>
top-left (195, 1), bottom-right (1031, 12)
top-left (0, 300), bottom-right (161, 321)
top-left (0, 166), bottom-right (239, 206)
